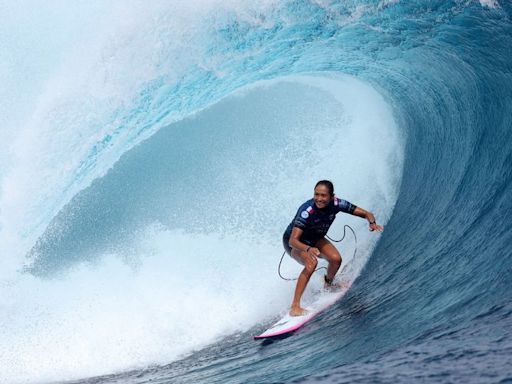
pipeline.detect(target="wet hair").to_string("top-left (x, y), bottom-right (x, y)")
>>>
top-left (315, 180), bottom-right (334, 196)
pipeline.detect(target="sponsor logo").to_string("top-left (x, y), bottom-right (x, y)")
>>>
top-left (301, 210), bottom-right (309, 219)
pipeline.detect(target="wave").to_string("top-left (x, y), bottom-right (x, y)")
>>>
top-left (1, 1), bottom-right (511, 383)
top-left (1, 73), bottom-right (401, 382)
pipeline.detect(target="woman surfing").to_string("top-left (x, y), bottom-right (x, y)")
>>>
top-left (283, 180), bottom-right (383, 316)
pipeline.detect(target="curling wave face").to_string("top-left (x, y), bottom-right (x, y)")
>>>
top-left (1, 72), bottom-right (402, 383)
top-left (1, 1), bottom-right (511, 383)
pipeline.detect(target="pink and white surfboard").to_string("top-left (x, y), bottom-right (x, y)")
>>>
top-left (254, 281), bottom-right (352, 340)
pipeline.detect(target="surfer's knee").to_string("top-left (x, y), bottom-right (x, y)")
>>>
top-left (304, 257), bottom-right (318, 274)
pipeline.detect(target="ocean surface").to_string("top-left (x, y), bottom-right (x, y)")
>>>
top-left (1, 1), bottom-right (511, 383)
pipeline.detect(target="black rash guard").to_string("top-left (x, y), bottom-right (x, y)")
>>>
top-left (283, 197), bottom-right (356, 254)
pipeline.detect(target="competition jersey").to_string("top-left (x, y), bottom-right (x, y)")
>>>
top-left (284, 197), bottom-right (356, 245)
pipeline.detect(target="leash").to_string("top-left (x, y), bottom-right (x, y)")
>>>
top-left (277, 225), bottom-right (357, 281)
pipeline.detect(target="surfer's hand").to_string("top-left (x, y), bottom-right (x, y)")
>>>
top-left (370, 222), bottom-right (384, 232)
top-left (307, 247), bottom-right (321, 257)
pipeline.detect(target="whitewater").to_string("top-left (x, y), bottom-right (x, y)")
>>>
top-left (1, 1), bottom-right (511, 383)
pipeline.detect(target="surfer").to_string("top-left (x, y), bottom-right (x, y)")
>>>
top-left (283, 180), bottom-right (383, 316)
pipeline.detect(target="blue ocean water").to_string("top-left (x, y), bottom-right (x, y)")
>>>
top-left (1, 1), bottom-right (511, 383)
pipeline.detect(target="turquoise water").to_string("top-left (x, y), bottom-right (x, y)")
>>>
top-left (1, 1), bottom-right (511, 383)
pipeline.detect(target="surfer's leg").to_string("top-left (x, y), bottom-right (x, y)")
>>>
top-left (316, 238), bottom-right (342, 283)
top-left (289, 248), bottom-right (318, 316)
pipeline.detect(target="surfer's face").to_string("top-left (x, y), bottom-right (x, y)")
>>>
top-left (314, 185), bottom-right (332, 209)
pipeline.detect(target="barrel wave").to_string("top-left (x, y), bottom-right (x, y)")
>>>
top-left (1, 1), bottom-right (511, 383)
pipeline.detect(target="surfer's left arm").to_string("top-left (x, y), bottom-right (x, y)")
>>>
top-left (352, 207), bottom-right (384, 232)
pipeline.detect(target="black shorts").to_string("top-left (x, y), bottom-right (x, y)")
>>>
top-left (282, 232), bottom-right (292, 256)
top-left (282, 232), bottom-right (317, 256)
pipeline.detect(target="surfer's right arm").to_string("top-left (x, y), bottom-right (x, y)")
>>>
top-left (289, 227), bottom-right (320, 257)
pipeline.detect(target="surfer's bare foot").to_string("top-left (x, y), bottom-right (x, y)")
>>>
top-left (289, 306), bottom-right (308, 316)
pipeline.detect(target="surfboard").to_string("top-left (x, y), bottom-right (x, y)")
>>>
top-left (253, 281), bottom-right (352, 340)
